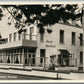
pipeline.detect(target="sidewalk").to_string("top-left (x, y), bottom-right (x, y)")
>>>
top-left (0, 66), bottom-right (84, 80)
top-left (0, 69), bottom-right (58, 79)
top-left (0, 68), bottom-right (70, 80)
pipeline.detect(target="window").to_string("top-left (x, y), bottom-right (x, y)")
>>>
top-left (72, 32), bottom-right (75, 45)
top-left (30, 27), bottom-right (34, 40)
top-left (14, 32), bottom-right (17, 41)
top-left (80, 51), bottom-right (83, 65)
top-left (80, 33), bottom-right (83, 46)
top-left (60, 30), bottom-right (64, 44)
top-left (40, 33), bottom-right (44, 42)
top-left (9, 34), bottom-right (12, 42)
top-left (30, 27), bottom-right (34, 34)
top-left (23, 29), bottom-right (27, 40)
top-left (40, 49), bottom-right (45, 63)
top-left (18, 33), bottom-right (21, 40)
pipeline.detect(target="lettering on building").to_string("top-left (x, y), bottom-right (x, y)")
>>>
top-left (46, 40), bottom-right (56, 47)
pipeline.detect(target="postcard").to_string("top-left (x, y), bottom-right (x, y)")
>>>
top-left (0, 0), bottom-right (84, 83)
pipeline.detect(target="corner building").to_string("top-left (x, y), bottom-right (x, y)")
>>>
top-left (0, 22), bottom-right (83, 70)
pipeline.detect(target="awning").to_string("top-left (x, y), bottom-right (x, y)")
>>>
top-left (59, 49), bottom-right (70, 55)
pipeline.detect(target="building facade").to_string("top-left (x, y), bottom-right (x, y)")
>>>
top-left (0, 23), bottom-right (83, 70)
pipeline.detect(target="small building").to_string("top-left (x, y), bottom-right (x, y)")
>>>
top-left (0, 21), bottom-right (83, 70)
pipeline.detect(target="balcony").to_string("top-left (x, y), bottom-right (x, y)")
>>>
top-left (0, 34), bottom-right (37, 50)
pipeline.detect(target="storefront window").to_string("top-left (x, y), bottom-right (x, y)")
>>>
top-left (15, 55), bottom-right (19, 64)
top-left (0, 55), bottom-right (2, 63)
top-left (7, 56), bottom-right (10, 63)
top-left (80, 51), bottom-right (83, 65)
top-left (32, 55), bottom-right (35, 64)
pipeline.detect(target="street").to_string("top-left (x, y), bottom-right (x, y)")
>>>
top-left (0, 72), bottom-right (57, 80)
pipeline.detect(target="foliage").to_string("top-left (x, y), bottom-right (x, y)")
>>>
top-left (47, 29), bottom-right (52, 33)
top-left (0, 4), bottom-right (82, 33)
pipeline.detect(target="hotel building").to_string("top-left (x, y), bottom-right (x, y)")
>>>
top-left (0, 21), bottom-right (83, 70)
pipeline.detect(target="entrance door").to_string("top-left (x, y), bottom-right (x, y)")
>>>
top-left (58, 54), bottom-right (70, 66)
top-left (28, 53), bottom-right (35, 66)
top-left (40, 49), bottom-right (46, 65)
top-left (25, 53), bottom-right (35, 66)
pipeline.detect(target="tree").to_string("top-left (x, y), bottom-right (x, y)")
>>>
top-left (0, 4), bottom-right (81, 34)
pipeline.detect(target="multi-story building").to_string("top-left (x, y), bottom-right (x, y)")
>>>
top-left (0, 21), bottom-right (83, 70)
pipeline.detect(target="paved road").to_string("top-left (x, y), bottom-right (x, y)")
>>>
top-left (0, 72), bottom-right (57, 80)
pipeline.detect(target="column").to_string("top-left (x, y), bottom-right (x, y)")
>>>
top-left (5, 51), bottom-right (6, 63)
top-left (20, 49), bottom-right (22, 64)
top-left (56, 55), bottom-right (58, 66)
top-left (2, 51), bottom-right (4, 63)
top-left (19, 49), bottom-right (20, 64)
top-left (10, 50), bottom-right (11, 63)
top-left (13, 50), bottom-right (15, 63)
top-left (22, 48), bottom-right (24, 66)
top-left (16, 49), bottom-right (18, 64)
top-left (61, 55), bottom-right (63, 66)
top-left (27, 48), bottom-right (28, 65)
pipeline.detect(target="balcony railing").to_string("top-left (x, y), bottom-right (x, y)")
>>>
top-left (0, 34), bottom-right (37, 49)
top-left (22, 34), bottom-right (37, 41)
top-left (0, 34), bottom-right (37, 45)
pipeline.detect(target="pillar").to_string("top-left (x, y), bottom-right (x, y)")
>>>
top-left (22, 48), bottom-right (25, 66)
top-left (13, 50), bottom-right (15, 64)
top-left (27, 48), bottom-right (28, 65)
top-left (56, 55), bottom-right (59, 66)
top-left (61, 55), bottom-right (63, 66)
top-left (19, 49), bottom-right (20, 64)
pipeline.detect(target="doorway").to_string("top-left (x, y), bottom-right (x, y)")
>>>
top-left (58, 54), bottom-right (70, 66)
top-left (25, 53), bottom-right (35, 66)
top-left (40, 49), bottom-right (46, 64)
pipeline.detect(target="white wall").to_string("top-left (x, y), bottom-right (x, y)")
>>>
top-left (36, 23), bottom-right (83, 66)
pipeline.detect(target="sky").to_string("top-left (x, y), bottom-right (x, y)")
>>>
top-left (0, 4), bottom-right (83, 38)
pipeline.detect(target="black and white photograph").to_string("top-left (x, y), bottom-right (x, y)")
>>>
top-left (0, 2), bottom-right (84, 80)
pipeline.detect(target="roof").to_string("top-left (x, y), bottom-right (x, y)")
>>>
top-left (58, 20), bottom-right (82, 29)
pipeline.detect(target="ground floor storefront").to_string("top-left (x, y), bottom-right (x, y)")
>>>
top-left (0, 47), bottom-right (48, 68)
top-left (0, 47), bottom-right (82, 70)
